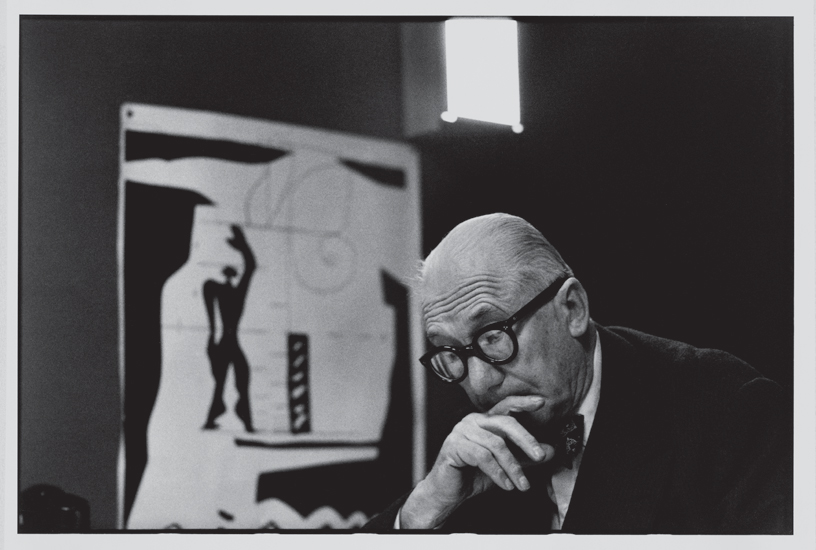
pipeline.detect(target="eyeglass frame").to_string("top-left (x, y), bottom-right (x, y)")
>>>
top-left (419, 275), bottom-right (570, 384)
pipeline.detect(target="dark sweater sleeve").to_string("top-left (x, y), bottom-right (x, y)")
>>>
top-left (712, 376), bottom-right (792, 533)
top-left (359, 493), bottom-right (410, 532)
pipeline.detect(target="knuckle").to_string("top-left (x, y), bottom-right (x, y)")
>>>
top-left (505, 460), bottom-right (523, 476)
top-left (441, 431), bottom-right (467, 453)
top-left (491, 464), bottom-right (506, 480)
top-left (458, 413), bottom-right (483, 429)
top-left (482, 431), bottom-right (504, 450)
top-left (495, 446), bottom-right (520, 469)
top-left (474, 447), bottom-right (492, 463)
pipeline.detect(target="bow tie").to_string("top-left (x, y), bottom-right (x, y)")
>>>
top-left (545, 414), bottom-right (585, 470)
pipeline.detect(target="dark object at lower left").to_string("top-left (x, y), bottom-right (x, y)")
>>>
top-left (19, 484), bottom-right (90, 533)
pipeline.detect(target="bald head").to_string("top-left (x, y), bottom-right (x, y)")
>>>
top-left (419, 213), bottom-right (573, 309)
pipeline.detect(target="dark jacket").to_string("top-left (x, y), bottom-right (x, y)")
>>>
top-left (363, 325), bottom-right (792, 534)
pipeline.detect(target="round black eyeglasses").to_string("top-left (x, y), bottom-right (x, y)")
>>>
top-left (420, 276), bottom-right (569, 383)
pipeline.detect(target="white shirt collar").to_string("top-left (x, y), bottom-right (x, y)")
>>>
top-left (577, 328), bottom-right (602, 444)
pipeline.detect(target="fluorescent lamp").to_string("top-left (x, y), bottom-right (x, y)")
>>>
top-left (443, 18), bottom-right (521, 131)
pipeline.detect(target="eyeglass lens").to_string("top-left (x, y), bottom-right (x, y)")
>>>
top-left (429, 350), bottom-right (462, 380)
top-left (429, 329), bottom-right (515, 380)
top-left (476, 329), bottom-right (515, 359)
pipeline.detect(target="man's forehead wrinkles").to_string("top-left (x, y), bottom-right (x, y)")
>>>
top-left (422, 288), bottom-right (504, 325)
top-left (424, 295), bottom-right (507, 343)
top-left (425, 292), bottom-right (504, 325)
top-left (423, 281), bottom-right (512, 344)
top-left (421, 274), bottom-right (505, 316)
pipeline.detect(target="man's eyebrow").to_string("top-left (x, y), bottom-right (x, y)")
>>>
top-left (466, 303), bottom-right (501, 326)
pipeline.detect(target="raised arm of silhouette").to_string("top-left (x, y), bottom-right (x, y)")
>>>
top-left (229, 224), bottom-right (256, 304)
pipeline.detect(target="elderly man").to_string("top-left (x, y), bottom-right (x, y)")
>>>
top-left (364, 213), bottom-right (790, 534)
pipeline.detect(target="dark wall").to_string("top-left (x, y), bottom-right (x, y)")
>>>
top-left (19, 18), bottom-right (403, 529)
top-left (418, 18), bottom-right (793, 466)
top-left (20, 17), bottom-right (793, 530)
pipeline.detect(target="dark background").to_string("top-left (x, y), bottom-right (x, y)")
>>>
top-left (19, 17), bottom-right (792, 530)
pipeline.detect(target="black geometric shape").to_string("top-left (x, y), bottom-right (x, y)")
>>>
top-left (122, 181), bottom-right (212, 526)
top-left (375, 269), bottom-right (414, 502)
top-left (125, 131), bottom-right (290, 163)
top-left (341, 159), bottom-right (405, 188)
top-left (287, 333), bottom-right (312, 434)
top-left (256, 461), bottom-right (375, 520)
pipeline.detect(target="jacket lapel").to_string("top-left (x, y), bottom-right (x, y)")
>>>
top-left (561, 326), bottom-right (673, 533)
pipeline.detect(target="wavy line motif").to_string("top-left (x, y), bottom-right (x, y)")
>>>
top-left (257, 498), bottom-right (369, 529)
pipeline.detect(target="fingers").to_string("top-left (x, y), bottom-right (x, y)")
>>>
top-left (516, 442), bottom-right (556, 468)
top-left (461, 429), bottom-right (531, 491)
top-left (471, 413), bottom-right (549, 464)
top-left (487, 395), bottom-right (545, 416)
top-left (456, 437), bottom-right (521, 491)
top-left (442, 412), bottom-right (553, 493)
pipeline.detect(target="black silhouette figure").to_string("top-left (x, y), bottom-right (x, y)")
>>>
top-left (203, 225), bottom-right (256, 432)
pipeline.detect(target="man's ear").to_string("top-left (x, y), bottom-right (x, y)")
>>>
top-left (558, 278), bottom-right (590, 338)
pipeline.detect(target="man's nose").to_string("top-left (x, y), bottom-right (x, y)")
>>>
top-left (466, 356), bottom-right (504, 394)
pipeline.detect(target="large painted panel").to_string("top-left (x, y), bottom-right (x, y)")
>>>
top-left (117, 104), bottom-right (423, 529)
